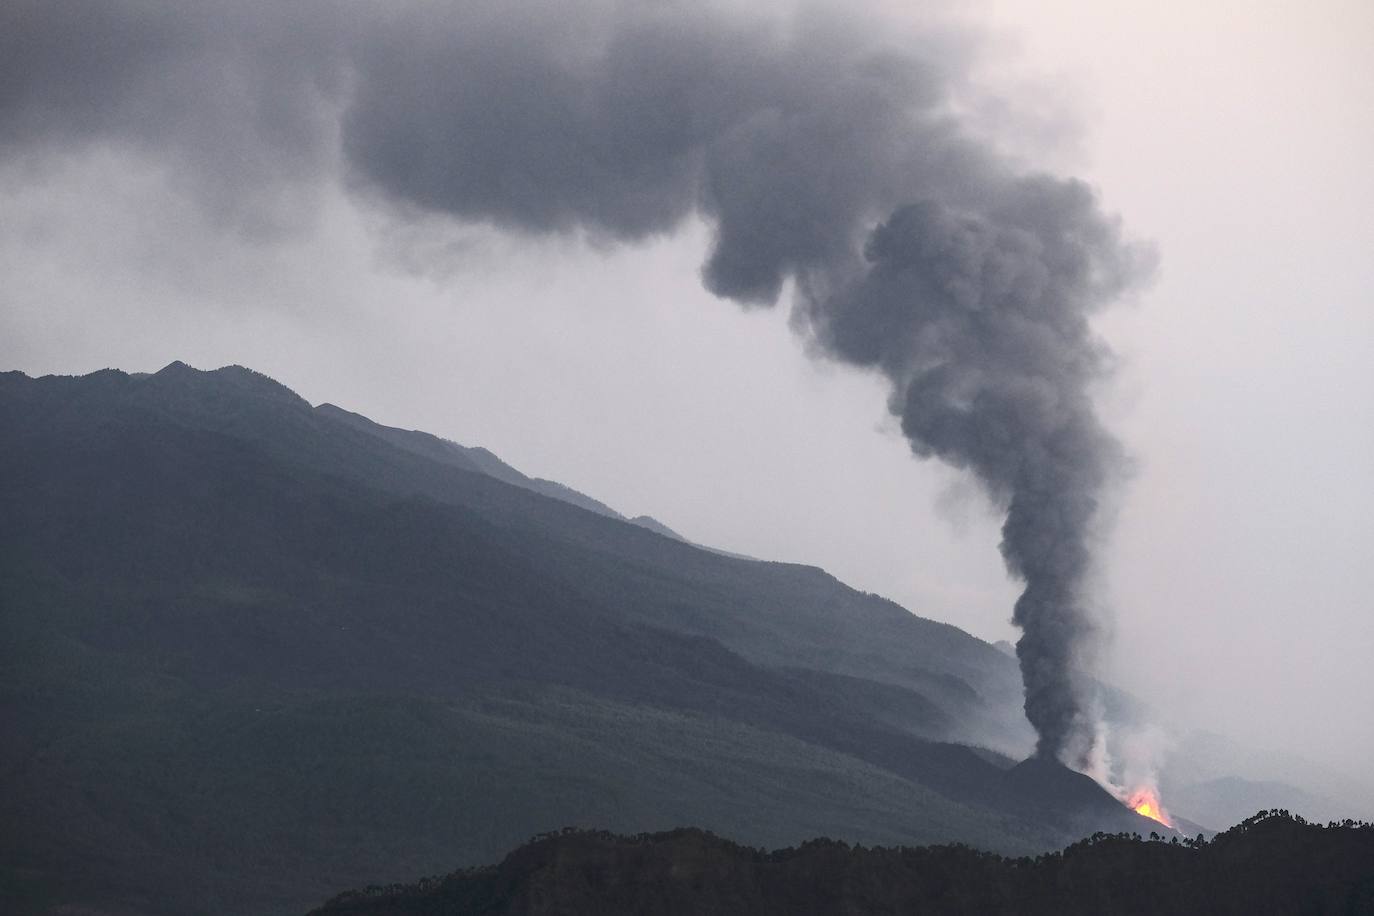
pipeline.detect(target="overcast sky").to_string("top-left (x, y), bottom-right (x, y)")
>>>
top-left (2, 1), bottom-right (1371, 778)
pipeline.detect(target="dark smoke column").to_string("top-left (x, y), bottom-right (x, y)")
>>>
top-left (336, 4), bottom-right (1154, 764)
top-left (797, 187), bottom-right (1138, 763)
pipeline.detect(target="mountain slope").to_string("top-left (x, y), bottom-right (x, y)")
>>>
top-left (1, 363), bottom-right (1151, 915)
top-left (1, 363), bottom-right (1029, 740)
top-left (312, 401), bottom-right (643, 524)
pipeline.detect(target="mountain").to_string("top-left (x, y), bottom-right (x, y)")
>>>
top-left (2, 362), bottom-right (1158, 915)
top-left (311, 812), bottom-right (1374, 916)
top-left (312, 401), bottom-right (662, 530)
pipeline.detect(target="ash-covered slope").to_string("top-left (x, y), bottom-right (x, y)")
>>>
top-left (3, 363), bottom-right (1144, 916)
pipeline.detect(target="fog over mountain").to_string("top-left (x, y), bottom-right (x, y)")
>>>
top-left (2, 0), bottom-right (1371, 807)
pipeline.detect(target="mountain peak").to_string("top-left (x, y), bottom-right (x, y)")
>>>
top-left (210, 364), bottom-right (309, 403)
top-left (149, 360), bottom-right (309, 408)
top-left (154, 359), bottom-right (195, 376)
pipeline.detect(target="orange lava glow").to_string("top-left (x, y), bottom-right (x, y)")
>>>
top-left (1126, 787), bottom-right (1172, 827)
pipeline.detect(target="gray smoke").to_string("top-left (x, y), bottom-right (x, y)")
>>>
top-left (801, 191), bottom-right (1140, 761)
top-left (1, 0), bottom-right (1153, 763)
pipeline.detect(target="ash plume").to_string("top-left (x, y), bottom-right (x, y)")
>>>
top-left (0, 1), bottom-right (1153, 763)
top-left (799, 190), bottom-right (1141, 762)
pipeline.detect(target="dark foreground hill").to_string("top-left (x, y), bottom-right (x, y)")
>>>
top-left (2, 363), bottom-right (1156, 914)
top-left (313, 812), bottom-right (1374, 916)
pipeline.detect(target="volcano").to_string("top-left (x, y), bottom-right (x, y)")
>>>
top-left (1005, 757), bottom-right (1171, 835)
top-left (0, 363), bottom-right (1204, 913)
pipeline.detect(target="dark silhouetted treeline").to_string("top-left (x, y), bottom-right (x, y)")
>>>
top-left (313, 811), bottom-right (1374, 916)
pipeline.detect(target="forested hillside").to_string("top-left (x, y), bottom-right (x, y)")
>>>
top-left (312, 812), bottom-right (1374, 916)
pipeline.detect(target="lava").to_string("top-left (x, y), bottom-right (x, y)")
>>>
top-left (1126, 787), bottom-right (1173, 827)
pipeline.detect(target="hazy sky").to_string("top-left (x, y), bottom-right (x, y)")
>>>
top-left (2, 1), bottom-right (1371, 775)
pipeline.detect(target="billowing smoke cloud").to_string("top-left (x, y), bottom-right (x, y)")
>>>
top-left (800, 189), bottom-right (1140, 762)
top-left (0, 1), bottom-right (344, 232)
top-left (0, 0), bottom-right (1152, 763)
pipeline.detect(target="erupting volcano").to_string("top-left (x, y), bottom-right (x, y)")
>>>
top-left (1126, 787), bottom-right (1172, 827)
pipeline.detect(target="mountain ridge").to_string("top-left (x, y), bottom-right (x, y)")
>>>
top-left (1, 362), bottom-right (1167, 915)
